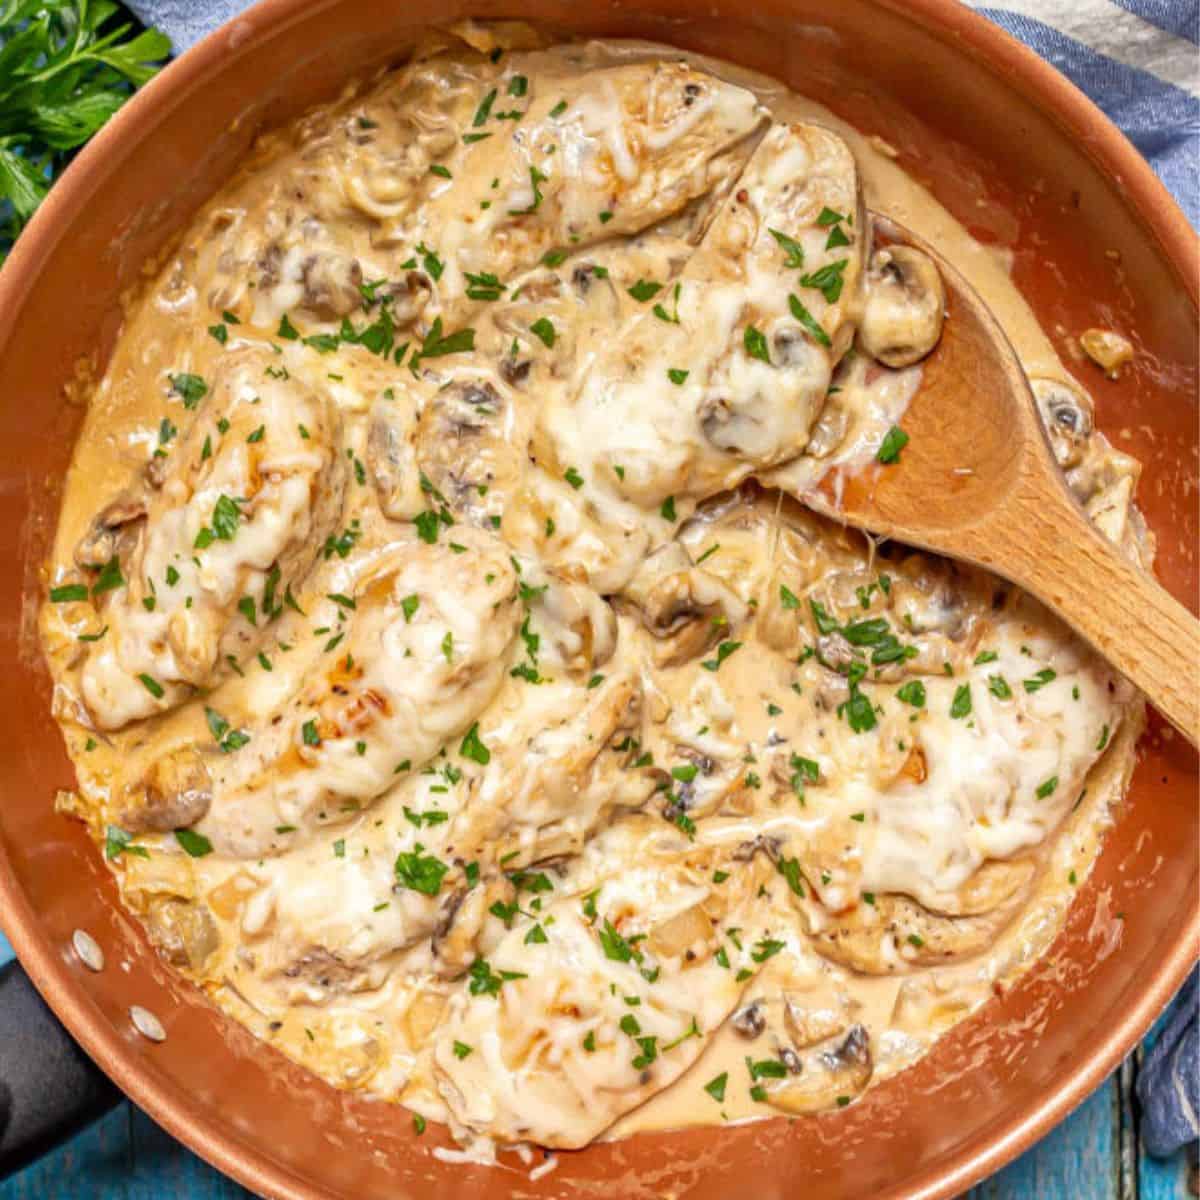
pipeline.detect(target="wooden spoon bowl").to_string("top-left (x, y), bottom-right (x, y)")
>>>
top-left (808, 214), bottom-right (1200, 744)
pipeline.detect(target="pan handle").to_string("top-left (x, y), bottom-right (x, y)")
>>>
top-left (0, 959), bottom-right (120, 1178)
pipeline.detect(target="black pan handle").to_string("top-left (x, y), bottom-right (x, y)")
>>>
top-left (0, 959), bottom-right (121, 1178)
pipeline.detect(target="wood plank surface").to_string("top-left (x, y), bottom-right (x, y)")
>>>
top-left (0, 932), bottom-right (1189, 1198)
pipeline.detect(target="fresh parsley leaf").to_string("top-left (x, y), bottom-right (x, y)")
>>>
top-left (627, 278), bottom-right (662, 302)
top-left (788, 293), bottom-right (832, 348)
top-left (800, 258), bottom-right (848, 303)
top-left (104, 825), bottom-right (148, 861)
top-left (459, 722), bottom-right (490, 765)
top-left (701, 640), bottom-right (742, 672)
top-left (876, 425), bottom-right (909, 464)
top-left (394, 844), bottom-right (449, 895)
top-left (530, 316), bottom-right (555, 348)
top-left (174, 828), bottom-right (212, 857)
top-left (768, 227), bottom-right (805, 268)
top-left (743, 325), bottom-right (770, 364)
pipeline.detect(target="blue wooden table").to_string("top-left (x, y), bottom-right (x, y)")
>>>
top-left (0, 931), bottom-right (1190, 1197)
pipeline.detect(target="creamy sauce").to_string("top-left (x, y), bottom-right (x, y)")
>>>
top-left (40, 25), bottom-right (1148, 1159)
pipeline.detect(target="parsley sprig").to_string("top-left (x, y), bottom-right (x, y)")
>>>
top-left (0, 2), bottom-right (170, 259)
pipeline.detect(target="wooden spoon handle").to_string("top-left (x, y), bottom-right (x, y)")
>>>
top-left (970, 480), bottom-right (1199, 746)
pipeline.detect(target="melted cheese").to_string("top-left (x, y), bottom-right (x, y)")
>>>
top-left (39, 26), bottom-right (1148, 1160)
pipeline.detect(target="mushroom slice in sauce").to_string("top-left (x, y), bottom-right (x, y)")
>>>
top-left (120, 746), bottom-right (212, 834)
top-left (529, 572), bottom-right (618, 675)
top-left (432, 851), bottom-right (775, 1148)
top-left (78, 350), bottom-right (347, 730)
top-left (74, 490), bottom-right (147, 570)
top-left (365, 391), bottom-right (424, 521)
top-left (1031, 376), bottom-right (1095, 470)
top-left (857, 243), bottom-right (945, 367)
top-left (145, 896), bottom-right (220, 971)
top-left (622, 542), bottom-right (748, 666)
top-left (412, 375), bottom-right (528, 527)
top-left (187, 533), bottom-right (519, 857)
top-left (759, 1023), bottom-right (873, 1114)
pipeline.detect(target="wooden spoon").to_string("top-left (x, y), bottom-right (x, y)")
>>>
top-left (807, 214), bottom-right (1199, 745)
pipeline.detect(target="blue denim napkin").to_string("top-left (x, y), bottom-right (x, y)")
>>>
top-left (125, 0), bottom-right (1200, 1160)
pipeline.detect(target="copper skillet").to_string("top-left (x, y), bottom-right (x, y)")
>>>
top-left (0, 1), bottom-right (1195, 1197)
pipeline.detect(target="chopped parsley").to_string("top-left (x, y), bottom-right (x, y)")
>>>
top-left (1024, 668), bottom-right (1057, 693)
top-left (788, 293), bottom-right (832, 348)
top-left (104, 825), bottom-right (148, 862)
top-left (876, 425), bottom-right (909, 464)
top-left (627, 278), bottom-right (662, 302)
top-left (459, 722), bottom-right (490, 765)
top-left (137, 673), bottom-right (164, 699)
top-left (169, 373), bottom-right (207, 408)
top-left (50, 583), bottom-right (89, 603)
top-left (529, 316), bottom-right (556, 348)
top-left (394, 844), bottom-right (449, 896)
top-left (768, 227), bottom-right (805, 268)
top-left (743, 325), bottom-right (770, 364)
top-left (701, 640), bottom-right (742, 672)
top-left (800, 258), bottom-right (848, 303)
top-left (467, 957), bottom-right (526, 996)
top-left (174, 828), bottom-right (213, 857)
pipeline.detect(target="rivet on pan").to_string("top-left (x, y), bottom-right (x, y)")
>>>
top-left (130, 1005), bottom-right (166, 1043)
top-left (71, 928), bottom-right (104, 972)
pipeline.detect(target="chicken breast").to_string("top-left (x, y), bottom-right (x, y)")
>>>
top-left (77, 350), bottom-right (345, 730)
top-left (433, 847), bottom-right (777, 1147)
top-left (132, 533), bottom-right (520, 857)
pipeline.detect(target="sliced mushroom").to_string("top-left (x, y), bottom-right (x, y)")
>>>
top-left (783, 994), bottom-right (849, 1049)
top-left (145, 897), bottom-right (219, 971)
top-left (120, 747), bottom-right (212, 834)
top-left (280, 947), bottom-right (369, 995)
top-left (366, 396), bottom-right (424, 520)
top-left (74, 490), bottom-right (147, 570)
top-left (622, 543), bottom-right (748, 667)
top-left (403, 989), bottom-right (448, 1045)
top-left (859, 244), bottom-right (945, 367)
top-left (1031, 376), bottom-right (1095, 469)
top-left (533, 574), bottom-right (618, 675)
top-left (413, 378), bottom-right (525, 527)
top-left (732, 1001), bottom-right (766, 1039)
top-left (300, 250), bottom-right (363, 320)
top-left (760, 1024), bottom-right (873, 1114)
top-left (431, 875), bottom-right (511, 980)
